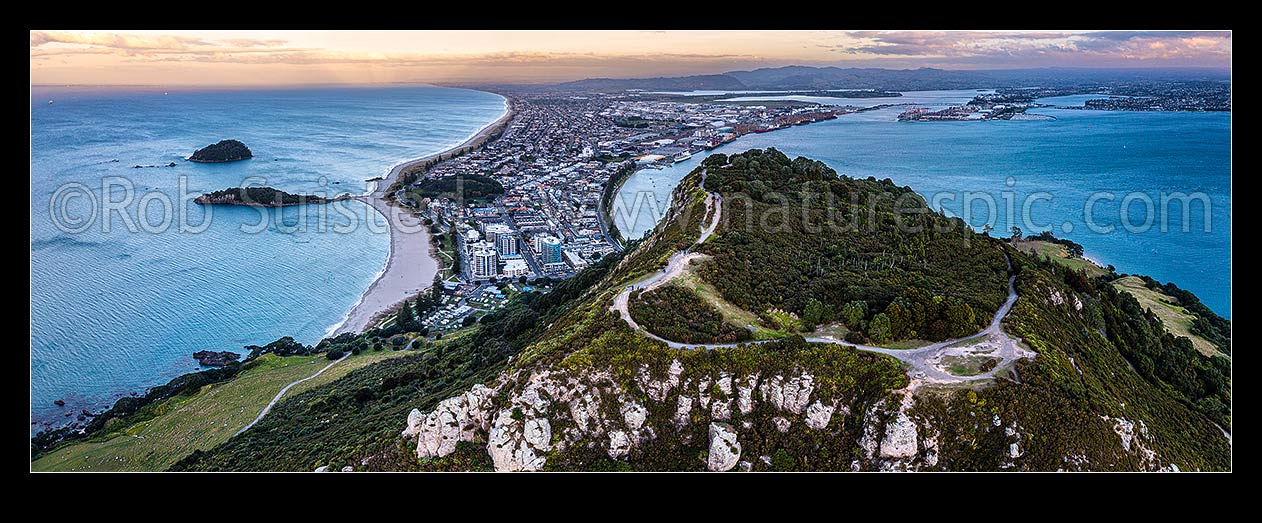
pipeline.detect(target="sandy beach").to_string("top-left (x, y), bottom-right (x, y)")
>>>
top-left (332, 99), bottom-right (514, 335)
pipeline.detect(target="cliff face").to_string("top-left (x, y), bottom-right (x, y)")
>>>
top-left (189, 139), bottom-right (253, 163)
top-left (399, 340), bottom-right (1190, 472)
top-left (403, 359), bottom-right (915, 471)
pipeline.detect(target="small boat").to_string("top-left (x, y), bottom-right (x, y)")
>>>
top-left (47, 99), bottom-right (54, 105)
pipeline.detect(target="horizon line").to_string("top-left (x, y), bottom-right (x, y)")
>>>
top-left (30, 64), bottom-right (1232, 90)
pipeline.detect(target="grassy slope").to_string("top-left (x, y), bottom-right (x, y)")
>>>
top-left (1113, 276), bottom-right (1223, 358)
top-left (32, 350), bottom-right (406, 472)
top-left (1015, 240), bottom-right (1107, 278)
top-left (672, 258), bottom-right (787, 340)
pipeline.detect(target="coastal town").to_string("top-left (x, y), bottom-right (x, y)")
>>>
top-left (381, 90), bottom-right (851, 332)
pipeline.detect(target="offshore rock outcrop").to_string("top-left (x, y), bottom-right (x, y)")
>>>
top-left (189, 139), bottom-right (253, 163)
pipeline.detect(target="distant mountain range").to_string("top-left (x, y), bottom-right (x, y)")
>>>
top-left (491, 66), bottom-right (1231, 93)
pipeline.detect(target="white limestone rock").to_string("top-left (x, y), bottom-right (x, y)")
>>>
top-left (736, 374), bottom-right (758, 415)
top-left (716, 372), bottom-right (733, 396)
top-left (415, 383), bottom-right (496, 459)
top-left (1049, 289), bottom-right (1065, 306)
top-left (804, 400), bottom-right (837, 430)
top-left (524, 418), bottom-right (552, 449)
top-left (402, 408), bottom-right (424, 437)
top-left (697, 377), bottom-right (713, 409)
top-left (773, 416), bottom-right (791, 433)
top-left (674, 395), bottom-right (694, 429)
top-left (638, 360), bottom-right (684, 402)
top-left (608, 430), bottom-right (631, 459)
top-left (879, 395), bottom-right (919, 459)
top-left (760, 372), bottom-right (815, 415)
top-left (707, 422), bottom-right (741, 472)
top-left (621, 398), bottom-right (648, 431)
top-left (487, 409), bottom-right (550, 472)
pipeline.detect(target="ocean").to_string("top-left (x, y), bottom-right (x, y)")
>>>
top-left (30, 85), bottom-right (506, 430)
top-left (612, 90), bottom-right (1231, 318)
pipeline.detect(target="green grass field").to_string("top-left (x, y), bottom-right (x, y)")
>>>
top-left (32, 350), bottom-right (407, 472)
top-left (673, 261), bottom-right (787, 340)
top-left (1112, 276), bottom-right (1223, 358)
top-left (1015, 240), bottom-right (1108, 278)
top-left (940, 354), bottom-right (1000, 376)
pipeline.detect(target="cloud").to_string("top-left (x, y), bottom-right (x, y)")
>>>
top-left (30, 30), bottom-right (1232, 86)
top-left (825, 30), bottom-right (1230, 66)
top-left (31, 31), bottom-right (214, 50)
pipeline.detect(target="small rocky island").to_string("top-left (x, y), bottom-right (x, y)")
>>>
top-left (189, 139), bottom-right (253, 163)
top-left (195, 187), bottom-right (350, 207)
top-left (193, 350), bottom-right (241, 367)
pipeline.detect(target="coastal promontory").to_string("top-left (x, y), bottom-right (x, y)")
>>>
top-left (192, 350), bottom-right (241, 367)
top-left (189, 139), bottom-right (253, 163)
top-left (195, 186), bottom-right (348, 207)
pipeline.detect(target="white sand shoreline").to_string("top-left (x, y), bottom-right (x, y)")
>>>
top-left (330, 98), bottom-right (513, 336)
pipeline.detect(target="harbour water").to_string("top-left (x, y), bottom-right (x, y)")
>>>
top-left (611, 90), bottom-right (1231, 317)
top-left (30, 85), bottom-right (506, 429)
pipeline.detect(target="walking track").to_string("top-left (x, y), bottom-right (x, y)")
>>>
top-left (236, 352), bottom-right (351, 436)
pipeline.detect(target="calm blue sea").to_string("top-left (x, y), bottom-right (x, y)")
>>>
top-left (613, 90), bottom-right (1231, 318)
top-left (30, 85), bottom-right (506, 430)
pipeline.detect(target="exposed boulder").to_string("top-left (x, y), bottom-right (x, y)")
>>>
top-left (414, 384), bottom-right (496, 459)
top-left (608, 430), bottom-right (631, 459)
top-left (804, 400), bottom-right (837, 430)
top-left (402, 408), bottom-right (424, 437)
top-left (193, 350), bottom-right (240, 367)
top-left (707, 422), bottom-right (741, 472)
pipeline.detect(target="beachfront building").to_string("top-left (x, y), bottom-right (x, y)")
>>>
top-left (484, 223), bottom-right (512, 246)
top-left (496, 231), bottom-right (520, 256)
top-left (539, 235), bottom-right (563, 265)
top-left (502, 257), bottom-right (532, 278)
top-left (471, 243), bottom-right (499, 280)
top-left (564, 250), bottom-right (589, 271)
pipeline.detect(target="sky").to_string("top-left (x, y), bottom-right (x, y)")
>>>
top-left (30, 30), bottom-right (1232, 86)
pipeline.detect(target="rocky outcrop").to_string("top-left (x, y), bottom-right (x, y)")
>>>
top-left (804, 400), bottom-right (837, 430)
top-left (760, 373), bottom-right (814, 415)
top-left (487, 409), bottom-right (550, 471)
top-left (193, 350), bottom-right (240, 367)
top-left (878, 393), bottom-right (919, 459)
top-left (398, 361), bottom-right (893, 472)
top-left (189, 139), bottom-right (252, 163)
top-left (707, 422), bottom-right (740, 472)
top-left (413, 384), bottom-right (496, 459)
